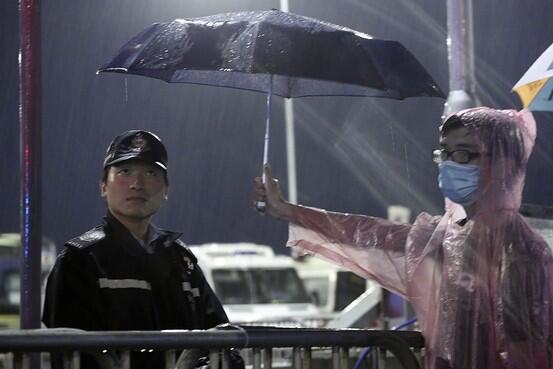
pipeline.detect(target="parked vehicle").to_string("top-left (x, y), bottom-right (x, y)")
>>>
top-left (294, 255), bottom-right (382, 328)
top-left (188, 243), bottom-right (323, 327)
top-left (520, 203), bottom-right (553, 247)
top-left (0, 233), bottom-right (57, 328)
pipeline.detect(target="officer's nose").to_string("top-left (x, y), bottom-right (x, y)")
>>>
top-left (129, 173), bottom-right (145, 190)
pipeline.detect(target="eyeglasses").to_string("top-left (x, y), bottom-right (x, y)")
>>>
top-left (432, 149), bottom-right (480, 164)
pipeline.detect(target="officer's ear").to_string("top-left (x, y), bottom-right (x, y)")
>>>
top-left (163, 188), bottom-right (169, 201)
top-left (100, 179), bottom-right (107, 198)
top-left (100, 167), bottom-right (110, 198)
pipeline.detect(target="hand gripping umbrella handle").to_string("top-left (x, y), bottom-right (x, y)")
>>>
top-left (255, 202), bottom-right (267, 212)
top-left (255, 170), bottom-right (267, 212)
top-left (256, 75), bottom-right (274, 213)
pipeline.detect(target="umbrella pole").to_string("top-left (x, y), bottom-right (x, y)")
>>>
top-left (256, 75), bottom-right (274, 212)
top-left (262, 74), bottom-right (273, 180)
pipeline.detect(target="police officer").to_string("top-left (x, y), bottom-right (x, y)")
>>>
top-left (43, 130), bottom-right (237, 369)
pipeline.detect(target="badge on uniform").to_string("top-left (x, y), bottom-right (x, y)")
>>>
top-left (79, 229), bottom-right (105, 242)
top-left (131, 133), bottom-right (149, 152)
top-left (183, 256), bottom-right (194, 273)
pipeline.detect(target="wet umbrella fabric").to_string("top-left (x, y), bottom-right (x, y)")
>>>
top-left (98, 9), bottom-right (444, 208)
top-left (98, 10), bottom-right (444, 100)
top-left (513, 42), bottom-right (553, 111)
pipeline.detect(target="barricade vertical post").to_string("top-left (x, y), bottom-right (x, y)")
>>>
top-left (302, 347), bottom-right (311, 369)
top-left (62, 352), bottom-right (70, 369)
top-left (165, 349), bottom-right (176, 369)
top-left (292, 347), bottom-right (301, 369)
top-left (70, 351), bottom-right (80, 369)
top-left (339, 348), bottom-right (348, 369)
top-left (14, 353), bottom-right (24, 369)
top-left (332, 347), bottom-right (340, 369)
top-left (221, 349), bottom-right (230, 369)
top-left (209, 350), bottom-right (220, 369)
top-left (121, 350), bottom-right (130, 369)
top-left (416, 348), bottom-right (424, 368)
top-left (378, 348), bottom-right (386, 369)
top-left (262, 348), bottom-right (272, 369)
top-left (253, 348), bottom-right (262, 369)
top-left (5, 352), bottom-right (14, 369)
top-left (370, 349), bottom-right (377, 369)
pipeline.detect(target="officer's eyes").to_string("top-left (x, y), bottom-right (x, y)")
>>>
top-left (114, 167), bottom-right (159, 177)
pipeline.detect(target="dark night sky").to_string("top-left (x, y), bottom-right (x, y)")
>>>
top-left (1, 1), bottom-right (553, 253)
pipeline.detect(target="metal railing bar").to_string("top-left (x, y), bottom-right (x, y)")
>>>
top-left (0, 328), bottom-right (423, 369)
top-left (0, 328), bottom-right (423, 351)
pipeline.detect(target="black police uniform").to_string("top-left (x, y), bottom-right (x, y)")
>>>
top-left (43, 212), bottom-right (231, 369)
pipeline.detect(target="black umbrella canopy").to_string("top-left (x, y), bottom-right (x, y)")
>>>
top-left (98, 9), bottom-right (444, 99)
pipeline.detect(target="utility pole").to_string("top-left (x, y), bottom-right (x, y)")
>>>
top-left (20, 0), bottom-right (43, 341)
top-left (279, 0), bottom-right (298, 205)
top-left (443, 0), bottom-right (479, 118)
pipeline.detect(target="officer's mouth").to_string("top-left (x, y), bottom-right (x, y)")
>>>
top-left (126, 197), bottom-right (147, 203)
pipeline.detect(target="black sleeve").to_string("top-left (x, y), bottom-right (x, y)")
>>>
top-left (42, 247), bottom-right (104, 330)
top-left (194, 265), bottom-right (230, 329)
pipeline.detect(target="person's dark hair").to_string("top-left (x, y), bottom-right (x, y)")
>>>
top-left (442, 109), bottom-right (526, 178)
top-left (439, 116), bottom-right (466, 137)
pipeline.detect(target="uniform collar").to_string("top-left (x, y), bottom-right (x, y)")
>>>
top-left (103, 211), bottom-right (182, 256)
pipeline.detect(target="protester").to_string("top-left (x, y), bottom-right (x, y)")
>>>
top-left (44, 130), bottom-right (242, 369)
top-left (253, 107), bottom-right (553, 369)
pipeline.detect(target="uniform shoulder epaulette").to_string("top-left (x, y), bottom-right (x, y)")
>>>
top-left (65, 227), bottom-right (106, 249)
top-left (174, 239), bottom-right (187, 248)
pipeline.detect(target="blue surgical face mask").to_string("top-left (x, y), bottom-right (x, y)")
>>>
top-left (438, 161), bottom-right (480, 206)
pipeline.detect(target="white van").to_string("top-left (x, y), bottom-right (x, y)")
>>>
top-left (294, 255), bottom-right (382, 328)
top-left (0, 233), bottom-right (57, 328)
top-left (188, 243), bottom-right (324, 327)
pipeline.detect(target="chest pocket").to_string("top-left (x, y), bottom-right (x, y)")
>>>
top-left (97, 277), bottom-right (157, 330)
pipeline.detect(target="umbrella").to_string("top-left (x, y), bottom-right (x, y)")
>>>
top-left (513, 43), bottom-right (553, 111)
top-left (97, 9), bottom-right (444, 208)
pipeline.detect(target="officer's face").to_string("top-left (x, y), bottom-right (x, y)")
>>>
top-left (100, 160), bottom-right (168, 222)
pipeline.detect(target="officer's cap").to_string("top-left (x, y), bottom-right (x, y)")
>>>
top-left (103, 130), bottom-right (168, 171)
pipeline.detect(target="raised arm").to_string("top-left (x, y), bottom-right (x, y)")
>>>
top-left (253, 165), bottom-right (412, 297)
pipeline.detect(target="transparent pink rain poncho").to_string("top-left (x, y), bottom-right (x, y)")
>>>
top-left (287, 108), bottom-right (553, 369)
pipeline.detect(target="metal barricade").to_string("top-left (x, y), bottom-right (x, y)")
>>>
top-left (0, 326), bottom-right (424, 369)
